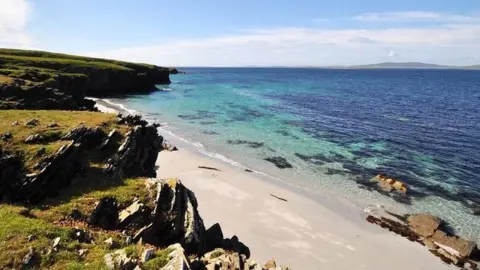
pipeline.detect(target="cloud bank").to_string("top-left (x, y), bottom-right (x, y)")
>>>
top-left (0, 0), bottom-right (32, 48)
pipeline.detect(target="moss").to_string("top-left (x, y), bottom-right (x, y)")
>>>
top-left (143, 248), bottom-right (172, 270)
top-left (210, 248), bottom-right (226, 259)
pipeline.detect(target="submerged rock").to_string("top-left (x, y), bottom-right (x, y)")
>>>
top-left (430, 230), bottom-right (477, 259)
top-left (373, 174), bottom-right (407, 194)
top-left (264, 156), bottom-right (293, 169)
top-left (227, 139), bottom-right (264, 149)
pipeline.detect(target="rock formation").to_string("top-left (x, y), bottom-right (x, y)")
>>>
top-left (367, 213), bottom-right (479, 267)
top-left (105, 124), bottom-right (163, 178)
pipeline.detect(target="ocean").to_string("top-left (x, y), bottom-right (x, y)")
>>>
top-left (102, 68), bottom-right (480, 240)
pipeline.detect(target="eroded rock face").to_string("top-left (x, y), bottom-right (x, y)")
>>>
top-left (148, 178), bottom-right (206, 254)
top-left (105, 125), bottom-right (163, 178)
top-left (407, 214), bottom-right (440, 237)
top-left (11, 143), bottom-right (85, 203)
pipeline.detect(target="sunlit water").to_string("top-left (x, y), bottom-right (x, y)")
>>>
top-left (102, 68), bottom-right (480, 240)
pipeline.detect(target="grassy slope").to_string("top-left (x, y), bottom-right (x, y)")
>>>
top-left (0, 110), bottom-right (172, 269)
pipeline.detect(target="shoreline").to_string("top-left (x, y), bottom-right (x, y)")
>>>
top-left (93, 98), bottom-right (453, 269)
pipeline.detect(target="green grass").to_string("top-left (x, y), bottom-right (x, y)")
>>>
top-left (143, 248), bottom-right (172, 270)
top-left (0, 110), bottom-right (129, 171)
top-left (0, 48), bottom-right (166, 71)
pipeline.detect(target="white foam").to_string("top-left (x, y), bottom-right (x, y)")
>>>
top-left (102, 99), bottom-right (139, 115)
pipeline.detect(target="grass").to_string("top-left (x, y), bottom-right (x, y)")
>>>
top-left (0, 74), bottom-right (14, 84)
top-left (0, 48), bottom-right (166, 71)
top-left (143, 248), bottom-right (173, 270)
top-left (0, 110), bottom-right (129, 171)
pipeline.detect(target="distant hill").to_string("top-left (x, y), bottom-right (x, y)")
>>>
top-left (340, 62), bottom-right (480, 70)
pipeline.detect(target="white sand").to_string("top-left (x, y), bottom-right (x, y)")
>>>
top-left (157, 149), bottom-right (453, 270)
top-left (94, 99), bottom-right (453, 269)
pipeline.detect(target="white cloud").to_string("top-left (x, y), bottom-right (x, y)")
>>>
top-left (0, 0), bottom-right (32, 48)
top-left (87, 23), bottom-right (480, 66)
top-left (354, 11), bottom-right (479, 23)
top-left (388, 50), bottom-right (398, 57)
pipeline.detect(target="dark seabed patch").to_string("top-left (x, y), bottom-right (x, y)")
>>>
top-left (178, 110), bottom-right (219, 120)
top-left (200, 121), bottom-right (217, 125)
top-left (227, 139), bottom-right (264, 149)
top-left (203, 131), bottom-right (219, 135)
top-left (264, 156), bottom-right (293, 169)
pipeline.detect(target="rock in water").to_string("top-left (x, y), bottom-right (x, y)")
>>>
top-left (149, 178), bottom-right (206, 254)
top-left (407, 214), bottom-right (440, 237)
top-left (264, 157), bottom-right (293, 169)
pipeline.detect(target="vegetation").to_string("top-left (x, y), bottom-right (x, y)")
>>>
top-left (0, 110), bottom-right (129, 171)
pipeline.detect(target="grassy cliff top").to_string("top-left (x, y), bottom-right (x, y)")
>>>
top-left (0, 110), bottom-right (129, 172)
top-left (0, 48), bottom-right (160, 71)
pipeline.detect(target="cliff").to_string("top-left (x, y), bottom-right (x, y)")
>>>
top-left (0, 48), bottom-right (172, 110)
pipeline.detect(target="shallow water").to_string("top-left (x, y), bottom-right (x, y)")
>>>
top-left (104, 68), bottom-right (480, 240)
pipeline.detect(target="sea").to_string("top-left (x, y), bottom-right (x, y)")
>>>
top-left (101, 68), bottom-right (480, 240)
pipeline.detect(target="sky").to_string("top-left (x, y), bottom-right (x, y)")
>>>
top-left (1, 0), bottom-right (480, 67)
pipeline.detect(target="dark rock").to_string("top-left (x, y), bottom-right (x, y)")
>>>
top-left (104, 237), bottom-right (118, 249)
top-left (0, 133), bottom-right (12, 141)
top-left (105, 125), bottom-right (163, 178)
top-left (133, 224), bottom-right (157, 243)
top-left (25, 133), bottom-right (45, 144)
top-left (70, 208), bottom-right (82, 220)
top-left (71, 227), bottom-right (92, 243)
top-left (25, 119), bottom-right (40, 126)
top-left (33, 147), bottom-right (46, 158)
top-left (205, 223), bottom-right (224, 251)
top-left (163, 142), bottom-right (178, 152)
top-left (245, 169), bottom-right (253, 172)
top-left (46, 123), bottom-right (59, 128)
top-left (116, 114), bottom-right (148, 126)
top-left (98, 129), bottom-right (118, 149)
top-left (88, 197), bottom-right (118, 229)
top-left (227, 235), bottom-right (250, 258)
top-left (62, 126), bottom-right (106, 148)
top-left (149, 178), bottom-right (206, 254)
top-left (264, 157), bottom-right (293, 169)
top-left (117, 200), bottom-right (148, 229)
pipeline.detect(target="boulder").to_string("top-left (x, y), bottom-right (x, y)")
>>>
top-left (264, 258), bottom-right (277, 269)
top-left (149, 178), bottom-right (206, 254)
top-left (117, 114), bottom-right (148, 126)
top-left (0, 133), bottom-right (12, 141)
top-left (264, 157), bottom-right (293, 169)
top-left (62, 126), bottom-right (105, 148)
top-left (104, 249), bottom-right (137, 270)
top-left (88, 197), bottom-right (119, 229)
top-left (202, 252), bottom-right (247, 270)
top-left (162, 243), bottom-right (191, 270)
top-left (407, 214), bottom-right (440, 237)
top-left (224, 236), bottom-right (250, 258)
top-left (25, 119), bottom-right (40, 126)
top-left (374, 174), bottom-right (407, 194)
top-left (98, 129), bottom-right (118, 149)
top-left (430, 230), bottom-right (477, 259)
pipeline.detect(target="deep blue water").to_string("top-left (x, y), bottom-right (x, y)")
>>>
top-left (105, 68), bottom-right (480, 239)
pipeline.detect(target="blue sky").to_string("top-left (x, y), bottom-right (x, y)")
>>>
top-left (1, 0), bottom-right (480, 66)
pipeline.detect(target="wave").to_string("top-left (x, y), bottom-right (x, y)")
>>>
top-left (102, 99), bottom-right (139, 115)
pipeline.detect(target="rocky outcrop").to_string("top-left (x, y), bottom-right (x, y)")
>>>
top-left (105, 124), bottom-right (163, 178)
top-left (162, 243), bottom-right (192, 270)
top-left (7, 142), bottom-right (85, 203)
top-left (366, 213), bottom-right (479, 267)
top-left (373, 174), bottom-right (408, 194)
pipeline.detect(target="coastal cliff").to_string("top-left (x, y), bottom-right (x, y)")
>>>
top-left (0, 111), bottom-right (289, 269)
top-left (0, 49), bottom-right (171, 110)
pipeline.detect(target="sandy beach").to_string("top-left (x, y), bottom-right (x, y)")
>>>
top-left (94, 99), bottom-right (453, 269)
top-left (156, 148), bottom-right (453, 270)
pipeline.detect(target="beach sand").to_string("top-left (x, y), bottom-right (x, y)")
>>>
top-left (94, 99), bottom-right (453, 270)
top-left (157, 149), bottom-right (453, 270)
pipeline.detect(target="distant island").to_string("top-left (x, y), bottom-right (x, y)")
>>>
top-left (334, 62), bottom-right (480, 70)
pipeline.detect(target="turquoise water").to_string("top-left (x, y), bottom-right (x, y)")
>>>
top-left (103, 68), bottom-right (480, 240)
